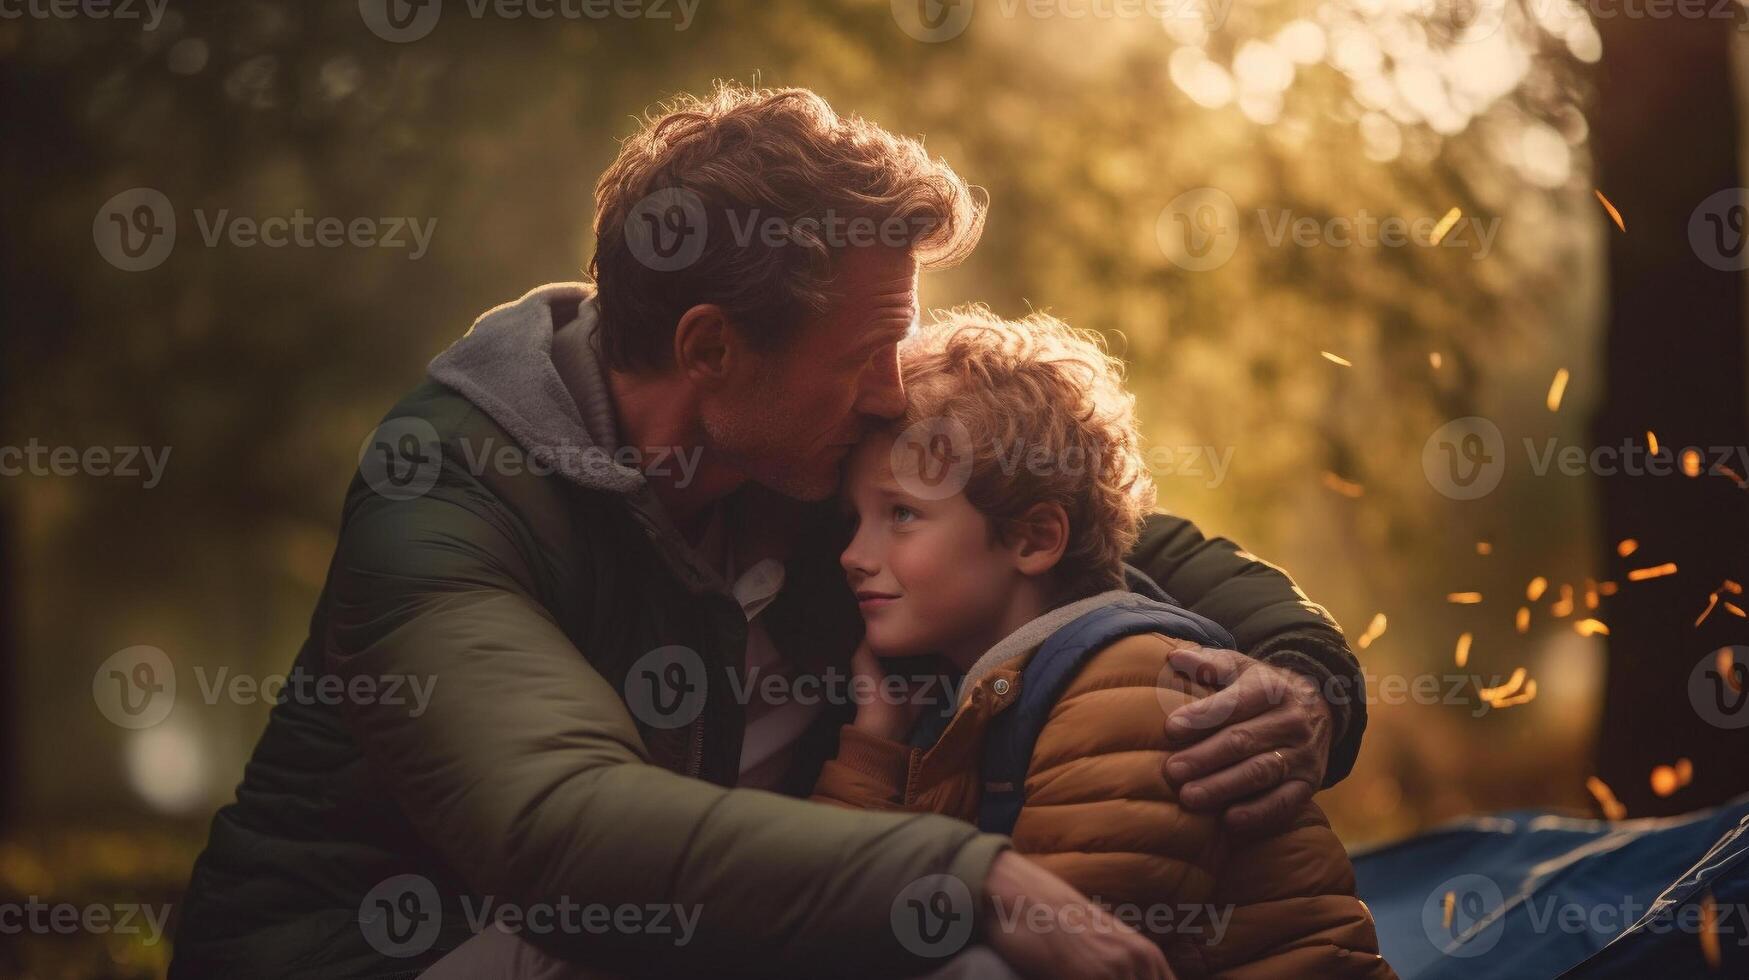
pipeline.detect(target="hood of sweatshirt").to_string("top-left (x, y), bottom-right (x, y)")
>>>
top-left (426, 281), bottom-right (730, 594)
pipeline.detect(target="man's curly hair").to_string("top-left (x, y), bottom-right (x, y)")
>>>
top-left (591, 81), bottom-right (985, 372)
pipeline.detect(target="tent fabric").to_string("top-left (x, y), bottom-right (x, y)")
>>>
top-left (1350, 794), bottom-right (1749, 979)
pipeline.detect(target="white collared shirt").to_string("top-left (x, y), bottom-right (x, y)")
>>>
top-left (695, 506), bottom-right (824, 790)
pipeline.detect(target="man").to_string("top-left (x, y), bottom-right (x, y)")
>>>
top-left (171, 83), bottom-right (1365, 979)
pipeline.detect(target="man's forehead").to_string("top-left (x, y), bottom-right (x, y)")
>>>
top-left (833, 248), bottom-right (919, 320)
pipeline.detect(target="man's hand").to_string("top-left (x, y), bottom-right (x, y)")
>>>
top-left (1161, 646), bottom-right (1333, 837)
top-left (981, 852), bottom-right (1174, 980)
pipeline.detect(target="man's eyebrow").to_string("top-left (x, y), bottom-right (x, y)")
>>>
top-left (862, 322), bottom-right (911, 349)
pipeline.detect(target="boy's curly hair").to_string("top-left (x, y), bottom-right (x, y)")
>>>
top-left (897, 306), bottom-right (1157, 599)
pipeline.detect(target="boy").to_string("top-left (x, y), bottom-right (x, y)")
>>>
top-left (817, 307), bottom-right (1398, 979)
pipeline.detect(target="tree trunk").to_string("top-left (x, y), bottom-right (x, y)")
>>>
top-left (1590, 19), bottom-right (1749, 816)
top-left (0, 503), bottom-right (13, 832)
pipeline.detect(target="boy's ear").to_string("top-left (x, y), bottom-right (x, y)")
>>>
top-left (1007, 501), bottom-right (1070, 577)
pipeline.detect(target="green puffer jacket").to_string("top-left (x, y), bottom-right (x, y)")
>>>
top-left (170, 284), bottom-right (1365, 980)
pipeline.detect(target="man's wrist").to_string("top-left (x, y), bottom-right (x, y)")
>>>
top-left (956, 837), bottom-right (1014, 941)
top-left (1253, 637), bottom-right (1361, 789)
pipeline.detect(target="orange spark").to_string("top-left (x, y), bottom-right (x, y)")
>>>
top-left (1357, 612), bottom-right (1388, 650)
top-left (1429, 207), bottom-right (1462, 246)
top-left (1586, 776), bottom-right (1627, 820)
top-left (1322, 471), bottom-right (1364, 498)
top-left (1546, 368), bottom-right (1570, 412)
top-left (1594, 189), bottom-right (1626, 232)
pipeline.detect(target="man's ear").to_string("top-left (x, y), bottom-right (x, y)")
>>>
top-left (1007, 501), bottom-right (1070, 577)
top-left (672, 304), bottom-right (738, 384)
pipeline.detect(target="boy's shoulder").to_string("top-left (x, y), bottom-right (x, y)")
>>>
top-left (1007, 593), bottom-right (1234, 733)
top-left (1053, 630), bottom-right (1212, 706)
top-left (1022, 593), bottom-right (1234, 698)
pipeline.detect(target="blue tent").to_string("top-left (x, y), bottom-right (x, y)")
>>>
top-left (1352, 794), bottom-right (1749, 978)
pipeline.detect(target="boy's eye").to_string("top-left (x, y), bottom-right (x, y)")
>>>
top-left (892, 505), bottom-right (917, 524)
